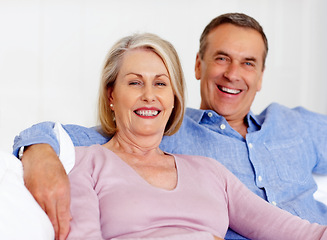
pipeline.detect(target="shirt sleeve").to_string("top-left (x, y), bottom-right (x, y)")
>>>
top-left (223, 165), bottom-right (327, 239)
top-left (12, 121), bottom-right (109, 157)
top-left (68, 147), bottom-right (103, 239)
top-left (13, 121), bottom-right (60, 156)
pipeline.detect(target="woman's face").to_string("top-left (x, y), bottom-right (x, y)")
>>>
top-left (109, 48), bottom-right (174, 139)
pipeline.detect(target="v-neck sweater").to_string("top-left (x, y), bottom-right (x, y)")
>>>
top-left (68, 144), bottom-right (327, 240)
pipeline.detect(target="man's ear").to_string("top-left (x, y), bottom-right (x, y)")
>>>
top-left (195, 53), bottom-right (202, 80)
top-left (257, 67), bottom-right (265, 92)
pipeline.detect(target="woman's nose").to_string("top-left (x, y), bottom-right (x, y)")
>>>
top-left (141, 85), bottom-right (156, 102)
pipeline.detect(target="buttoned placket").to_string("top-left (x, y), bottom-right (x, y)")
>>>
top-left (246, 137), bottom-right (278, 207)
top-left (205, 111), bottom-right (229, 133)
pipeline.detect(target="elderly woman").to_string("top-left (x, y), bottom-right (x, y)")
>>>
top-left (67, 33), bottom-right (327, 240)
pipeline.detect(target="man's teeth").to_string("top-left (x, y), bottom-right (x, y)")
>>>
top-left (220, 86), bottom-right (241, 94)
top-left (135, 110), bottom-right (159, 116)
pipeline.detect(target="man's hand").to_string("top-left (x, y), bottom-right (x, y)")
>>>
top-left (214, 236), bottom-right (224, 240)
top-left (21, 144), bottom-right (72, 240)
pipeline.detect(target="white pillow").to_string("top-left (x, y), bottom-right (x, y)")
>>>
top-left (53, 122), bottom-right (75, 174)
top-left (313, 174), bottom-right (327, 205)
top-left (0, 150), bottom-right (54, 239)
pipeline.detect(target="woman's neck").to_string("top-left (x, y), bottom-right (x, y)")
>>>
top-left (104, 131), bottom-right (164, 157)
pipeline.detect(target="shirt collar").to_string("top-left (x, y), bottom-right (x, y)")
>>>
top-left (186, 108), bottom-right (215, 123)
top-left (186, 107), bottom-right (262, 130)
top-left (246, 110), bottom-right (262, 132)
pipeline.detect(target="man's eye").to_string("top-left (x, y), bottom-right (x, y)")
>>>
top-left (244, 62), bottom-right (254, 67)
top-left (216, 57), bottom-right (226, 61)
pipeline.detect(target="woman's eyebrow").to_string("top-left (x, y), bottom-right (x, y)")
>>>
top-left (155, 73), bottom-right (170, 79)
top-left (126, 72), bottom-right (169, 77)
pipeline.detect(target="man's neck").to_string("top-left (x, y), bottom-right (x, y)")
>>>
top-left (227, 117), bottom-right (248, 138)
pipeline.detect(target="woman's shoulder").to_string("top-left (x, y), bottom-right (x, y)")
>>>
top-left (173, 153), bottom-right (225, 167)
top-left (75, 144), bottom-right (114, 158)
top-left (72, 144), bottom-right (116, 172)
top-left (172, 153), bottom-right (231, 180)
top-left (173, 153), bottom-right (247, 193)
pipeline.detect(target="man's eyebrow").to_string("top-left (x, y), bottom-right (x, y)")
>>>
top-left (245, 57), bottom-right (257, 62)
top-left (213, 50), bottom-right (229, 57)
top-left (213, 50), bottom-right (258, 63)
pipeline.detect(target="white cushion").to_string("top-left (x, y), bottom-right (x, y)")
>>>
top-left (0, 150), bottom-right (54, 239)
top-left (54, 122), bottom-right (75, 174)
top-left (314, 174), bottom-right (327, 205)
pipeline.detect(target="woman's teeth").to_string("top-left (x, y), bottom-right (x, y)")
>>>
top-left (135, 110), bottom-right (159, 116)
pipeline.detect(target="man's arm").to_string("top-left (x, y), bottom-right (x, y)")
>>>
top-left (13, 122), bottom-right (60, 157)
top-left (13, 121), bottom-right (109, 158)
top-left (21, 144), bottom-right (71, 240)
top-left (214, 236), bottom-right (224, 240)
top-left (13, 121), bottom-right (109, 239)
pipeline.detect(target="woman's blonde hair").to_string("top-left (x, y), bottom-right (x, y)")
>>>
top-left (98, 33), bottom-right (185, 136)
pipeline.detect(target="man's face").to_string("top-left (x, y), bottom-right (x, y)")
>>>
top-left (195, 23), bottom-right (265, 122)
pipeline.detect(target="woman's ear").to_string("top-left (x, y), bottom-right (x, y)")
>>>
top-left (107, 87), bottom-right (114, 109)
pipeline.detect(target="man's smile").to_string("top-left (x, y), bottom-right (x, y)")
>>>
top-left (217, 85), bottom-right (242, 95)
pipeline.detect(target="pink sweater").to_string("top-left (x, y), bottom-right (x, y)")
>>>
top-left (68, 144), bottom-right (327, 239)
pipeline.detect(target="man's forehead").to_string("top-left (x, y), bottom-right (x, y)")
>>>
top-left (206, 24), bottom-right (265, 62)
top-left (208, 24), bottom-right (263, 45)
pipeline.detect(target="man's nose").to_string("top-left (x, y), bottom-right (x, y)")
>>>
top-left (223, 63), bottom-right (240, 81)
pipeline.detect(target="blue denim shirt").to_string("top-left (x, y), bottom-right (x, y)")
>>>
top-left (13, 103), bottom-right (327, 239)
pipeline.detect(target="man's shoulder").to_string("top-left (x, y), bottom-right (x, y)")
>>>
top-left (260, 102), bottom-right (293, 113)
top-left (257, 103), bottom-right (327, 133)
top-left (259, 102), bottom-right (326, 119)
top-left (185, 107), bottom-right (205, 121)
top-left (63, 124), bottom-right (102, 136)
top-left (258, 103), bottom-right (303, 120)
top-left (62, 124), bottom-right (110, 145)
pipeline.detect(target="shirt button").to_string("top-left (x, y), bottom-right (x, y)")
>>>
top-left (258, 176), bottom-right (263, 182)
top-left (220, 124), bottom-right (226, 130)
top-left (248, 143), bottom-right (253, 149)
top-left (208, 112), bottom-right (213, 117)
top-left (272, 201), bottom-right (277, 206)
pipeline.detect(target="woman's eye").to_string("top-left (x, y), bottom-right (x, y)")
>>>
top-left (156, 82), bottom-right (166, 86)
top-left (129, 81), bottom-right (141, 86)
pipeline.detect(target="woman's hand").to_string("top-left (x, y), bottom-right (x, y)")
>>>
top-left (21, 144), bottom-right (72, 240)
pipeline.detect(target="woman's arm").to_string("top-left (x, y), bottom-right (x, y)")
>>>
top-left (224, 167), bottom-right (327, 239)
top-left (68, 147), bottom-right (103, 239)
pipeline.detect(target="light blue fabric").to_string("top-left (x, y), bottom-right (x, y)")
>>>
top-left (13, 103), bottom-right (327, 240)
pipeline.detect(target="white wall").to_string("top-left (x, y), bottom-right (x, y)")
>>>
top-left (1, 0), bottom-right (326, 152)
